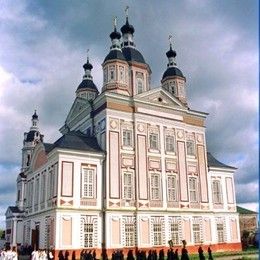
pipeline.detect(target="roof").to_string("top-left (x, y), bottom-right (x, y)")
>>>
top-left (162, 67), bottom-right (184, 80)
top-left (122, 47), bottom-right (146, 64)
top-left (207, 152), bottom-right (237, 169)
top-left (207, 152), bottom-right (237, 170)
top-left (8, 206), bottom-right (24, 214)
top-left (48, 131), bottom-right (103, 153)
top-left (77, 79), bottom-right (98, 92)
top-left (43, 143), bottom-right (54, 154)
top-left (104, 49), bottom-right (126, 63)
top-left (237, 206), bottom-right (258, 215)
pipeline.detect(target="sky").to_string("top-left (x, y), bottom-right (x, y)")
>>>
top-left (0, 0), bottom-right (258, 229)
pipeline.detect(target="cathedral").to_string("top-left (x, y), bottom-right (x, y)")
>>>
top-left (6, 12), bottom-right (241, 258)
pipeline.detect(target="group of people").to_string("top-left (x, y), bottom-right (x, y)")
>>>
top-left (0, 246), bottom-right (18, 260)
top-left (79, 250), bottom-right (96, 260)
top-left (31, 248), bottom-right (54, 260)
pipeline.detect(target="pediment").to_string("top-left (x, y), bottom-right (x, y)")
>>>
top-left (65, 97), bottom-right (89, 124)
top-left (30, 143), bottom-right (48, 172)
top-left (134, 87), bottom-right (185, 108)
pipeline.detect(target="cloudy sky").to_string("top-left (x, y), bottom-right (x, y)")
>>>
top-left (0, 0), bottom-right (258, 228)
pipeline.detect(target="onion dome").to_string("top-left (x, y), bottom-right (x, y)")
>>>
top-left (120, 17), bottom-right (135, 35)
top-left (162, 38), bottom-right (184, 80)
top-left (77, 57), bottom-right (98, 93)
top-left (104, 18), bottom-right (126, 63)
top-left (110, 27), bottom-right (121, 40)
top-left (32, 110), bottom-right (38, 120)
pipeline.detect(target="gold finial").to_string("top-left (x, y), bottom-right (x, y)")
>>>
top-left (125, 6), bottom-right (129, 18)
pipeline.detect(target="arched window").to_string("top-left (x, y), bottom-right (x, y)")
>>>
top-left (137, 79), bottom-right (143, 94)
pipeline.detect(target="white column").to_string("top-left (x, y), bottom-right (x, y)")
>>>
top-left (12, 219), bottom-right (17, 246)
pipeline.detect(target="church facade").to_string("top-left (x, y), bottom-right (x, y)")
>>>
top-left (6, 14), bottom-right (241, 257)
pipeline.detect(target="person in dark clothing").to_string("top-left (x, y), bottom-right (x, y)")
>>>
top-left (93, 250), bottom-right (96, 260)
top-left (127, 250), bottom-right (134, 260)
top-left (64, 250), bottom-right (69, 260)
top-left (101, 249), bottom-right (108, 260)
top-left (207, 247), bottom-right (213, 260)
top-left (159, 249), bottom-right (164, 260)
top-left (181, 240), bottom-right (189, 260)
top-left (198, 246), bottom-right (205, 260)
top-left (58, 251), bottom-right (65, 260)
top-left (174, 249), bottom-right (179, 260)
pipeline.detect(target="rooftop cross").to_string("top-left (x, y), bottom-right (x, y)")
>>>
top-left (168, 35), bottom-right (173, 48)
top-left (125, 6), bottom-right (129, 18)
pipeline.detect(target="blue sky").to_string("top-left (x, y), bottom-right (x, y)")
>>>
top-left (0, 0), bottom-right (258, 228)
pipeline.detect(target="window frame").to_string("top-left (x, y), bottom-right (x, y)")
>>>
top-left (165, 135), bottom-right (175, 152)
top-left (150, 173), bottom-right (161, 200)
top-left (212, 180), bottom-right (223, 204)
top-left (167, 175), bottom-right (177, 201)
top-left (124, 223), bottom-right (135, 247)
top-left (153, 223), bottom-right (162, 245)
top-left (187, 140), bottom-right (195, 156)
top-left (149, 133), bottom-right (159, 150)
top-left (123, 171), bottom-right (134, 200)
top-left (189, 177), bottom-right (198, 202)
top-left (122, 129), bottom-right (132, 147)
top-left (83, 223), bottom-right (94, 248)
top-left (81, 168), bottom-right (95, 199)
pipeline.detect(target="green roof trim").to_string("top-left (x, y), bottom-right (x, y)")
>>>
top-left (237, 206), bottom-right (258, 214)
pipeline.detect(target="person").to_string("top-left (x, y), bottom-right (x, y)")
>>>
top-left (58, 250), bottom-right (65, 260)
top-left (159, 249), bottom-right (164, 260)
top-left (198, 246), bottom-right (205, 260)
top-left (181, 240), bottom-right (189, 260)
top-left (174, 249), bottom-right (179, 260)
top-left (11, 247), bottom-right (18, 260)
top-left (207, 247), bottom-right (213, 260)
top-left (31, 248), bottom-right (39, 260)
top-left (0, 248), bottom-right (6, 260)
top-left (5, 246), bottom-right (13, 260)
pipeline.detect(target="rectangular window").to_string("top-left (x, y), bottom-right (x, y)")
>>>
top-left (125, 223), bottom-right (135, 246)
top-left (41, 174), bottom-right (46, 203)
top-left (84, 223), bottom-right (94, 247)
top-left (82, 168), bottom-right (94, 198)
top-left (170, 223), bottom-right (180, 245)
top-left (212, 180), bottom-right (222, 204)
top-left (34, 179), bottom-right (39, 205)
top-left (193, 223), bottom-right (201, 244)
top-left (149, 133), bottom-right (159, 150)
top-left (153, 223), bottom-right (162, 245)
top-left (151, 174), bottom-right (160, 200)
top-left (123, 172), bottom-right (133, 200)
top-left (217, 223), bottom-right (224, 243)
top-left (189, 177), bottom-right (198, 202)
top-left (123, 130), bottom-right (132, 146)
top-left (167, 175), bottom-right (177, 201)
top-left (165, 135), bottom-right (175, 152)
top-left (110, 70), bottom-right (114, 80)
top-left (187, 140), bottom-right (195, 156)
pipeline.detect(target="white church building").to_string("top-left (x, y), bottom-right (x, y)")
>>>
top-left (6, 13), bottom-right (241, 258)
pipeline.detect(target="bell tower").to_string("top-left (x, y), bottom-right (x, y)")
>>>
top-left (161, 36), bottom-right (187, 105)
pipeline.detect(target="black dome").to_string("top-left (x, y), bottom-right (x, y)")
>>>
top-left (32, 111), bottom-right (38, 120)
top-left (104, 49), bottom-right (126, 63)
top-left (122, 47), bottom-right (145, 64)
top-left (83, 61), bottom-right (93, 71)
top-left (121, 18), bottom-right (135, 34)
top-left (110, 29), bottom-right (121, 40)
top-left (162, 67), bottom-right (184, 80)
top-left (166, 48), bottom-right (176, 58)
top-left (77, 79), bottom-right (98, 92)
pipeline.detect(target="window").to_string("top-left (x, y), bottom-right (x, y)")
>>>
top-left (165, 135), bottom-right (175, 152)
top-left (119, 66), bottom-right (124, 82)
top-left (189, 177), bottom-right (198, 202)
top-left (137, 79), bottom-right (143, 94)
top-left (84, 223), bottom-right (94, 247)
top-left (17, 190), bottom-right (20, 201)
top-left (193, 223), bottom-right (201, 244)
top-left (151, 174), bottom-right (160, 200)
top-left (169, 82), bottom-right (176, 95)
top-left (212, 180), bottom-right (222, 204)
top-left (125, 223), bottom-right (135, 246)
top-left (41, 174), bottom-right (46, 203)
top-left (123, 172), bottom-right (133, 200)
top-left (88, 92), bottom-right (95, 100)
top-left (123, 130), bottom-right (132, 146)
top-left (34, 178), bottom-right (39, 205)
top-left (82, 168), bottom-right (94, 198)
top-left (167, 175), bottom-right (177, 201)
top-left (153, 223), bottom-right (162, 245)
top-left (187, 140), bottom-right (195, 156)
top-left (104, 68), bottom-right (108, 83)
top-left (217, 223), bottom-right (224, 243)
top-left (149, 133), bottom-right (159, 150)
top-left (170, 223), bottom-right (180, 245)
top-left (110, 70), bottom-right (114, 80)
